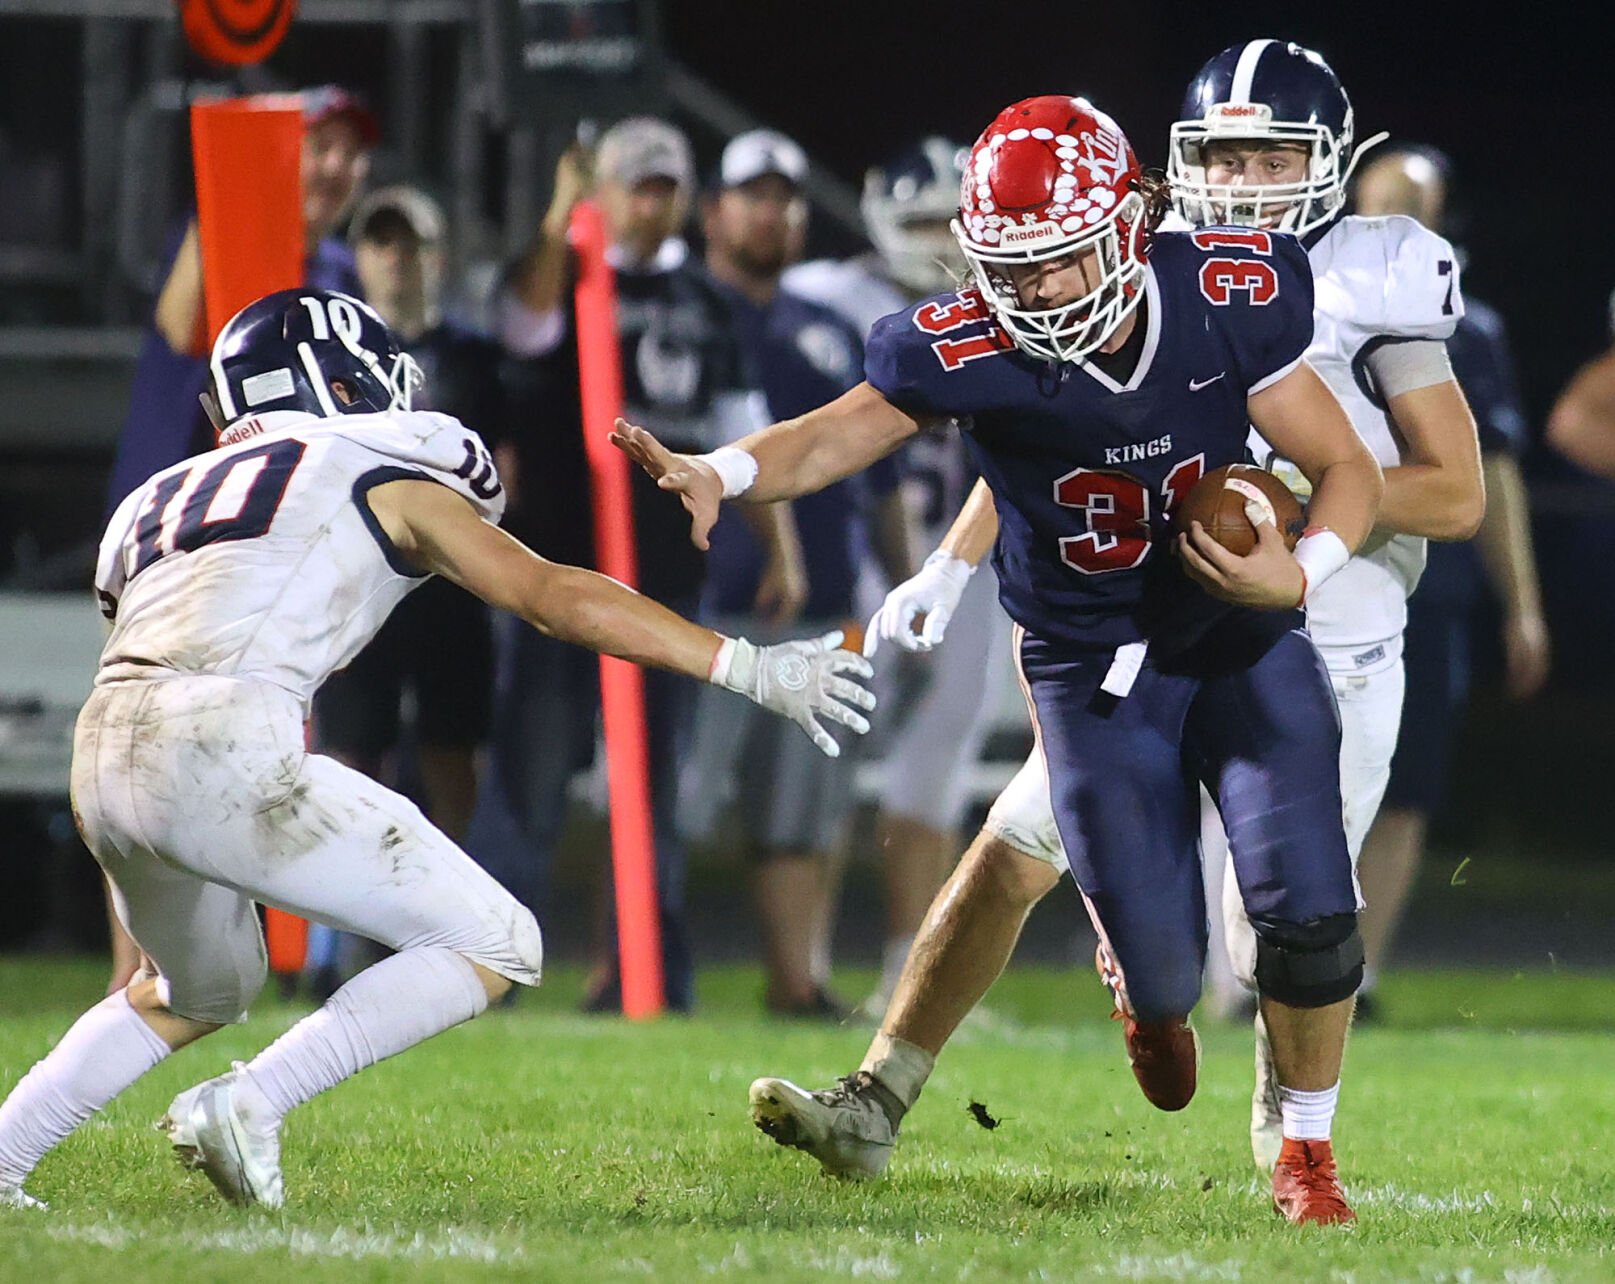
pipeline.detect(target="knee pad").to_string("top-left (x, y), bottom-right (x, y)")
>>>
top-left (1249, 912), bottom-right (1363, 1008)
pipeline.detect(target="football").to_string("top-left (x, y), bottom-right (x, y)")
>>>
top-left (1176, 464), bottom-right (1305, 555)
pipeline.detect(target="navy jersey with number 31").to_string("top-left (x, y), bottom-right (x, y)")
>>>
top-left (865, 228), bottom-right (1315, 651)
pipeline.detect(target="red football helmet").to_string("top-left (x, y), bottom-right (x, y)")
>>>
top-left (952, 96), bottom-right (1151, 363)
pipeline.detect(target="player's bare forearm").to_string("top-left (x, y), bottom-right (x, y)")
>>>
top-left (1374, 381), bottom-right (1486, 540)
top-left (375, 479), bottom-right (721, 681)
top-left (939, 477), bottom-right (1000, 567)
top-left (1248, 361), bottom-right (1382, 551)
top-left (1301, 456), bottom-right (1382, 552)
top-left (739, 383), bottom-right (926, 501)
top-left (520, 561), bottom-right (722, 679)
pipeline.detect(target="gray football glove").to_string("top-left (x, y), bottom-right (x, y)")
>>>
top-left (711, 630), bottom-right (876, 758)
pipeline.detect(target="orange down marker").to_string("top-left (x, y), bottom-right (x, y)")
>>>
top-left (571, 199), bottom-right (665, 1018)
top-left (189, 95), bottom-right (304, 345)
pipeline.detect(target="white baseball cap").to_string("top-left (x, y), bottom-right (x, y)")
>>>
top-left (719, 129), bottom-right (808, 188)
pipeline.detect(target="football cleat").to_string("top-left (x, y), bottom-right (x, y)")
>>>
top-left (1094, 942), bottom-right (1200, 1111)
top-left (1, 1183), bottom-right (47, 1211)
top-left (748, 1073), bottom-right (896, 1180)
top-left (1120, 1013), bottom-right (1200, 1111)
top-left (160, 1065), bottom-right (284, 1209)
top-left (1250, 1011), bottom-right (1283, 1172)
top-left (1272, 1137), bottom-right (1356, 1225)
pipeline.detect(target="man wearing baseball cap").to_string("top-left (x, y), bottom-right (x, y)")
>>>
top-left (493, 117), bottom-right (802, 1014)
top-left (107, 83), bottom-right (378, 512)
top-left (685, 129), bottom-right (912, 1017)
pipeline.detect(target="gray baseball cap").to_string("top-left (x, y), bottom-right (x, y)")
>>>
top-left (349, 185), bottom-right (446, 245)
top-left (596, 117), bottom-right (694, 189)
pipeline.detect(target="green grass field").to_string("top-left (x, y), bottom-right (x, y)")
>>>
top-left (1, 957), bottom-right (1611, 1282)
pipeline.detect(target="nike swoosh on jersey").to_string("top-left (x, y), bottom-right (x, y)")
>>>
top-left (1189, 373), bottom-right (1226, 391)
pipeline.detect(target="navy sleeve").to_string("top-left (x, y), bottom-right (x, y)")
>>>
top-left (865, 291), bottom-right (1007, 420)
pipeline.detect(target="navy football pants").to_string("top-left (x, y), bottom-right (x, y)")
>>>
top-left (1019, 617), bottom-right (1356, 1021)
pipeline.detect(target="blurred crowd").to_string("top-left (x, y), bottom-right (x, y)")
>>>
top-left (91, 84), bottom-right (1615, 1020)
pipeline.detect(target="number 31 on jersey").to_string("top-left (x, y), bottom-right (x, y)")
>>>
top-left (1055, 455), bottom-right (1204, 574)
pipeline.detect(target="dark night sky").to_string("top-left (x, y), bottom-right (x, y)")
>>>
top-left (662, 0), bottom-right (1613, 429)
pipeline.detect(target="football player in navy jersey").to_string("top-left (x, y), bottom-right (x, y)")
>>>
top-left (616, 94), bottom-right (1382, 1225)
top-left (744, 44), bottom-right (1486, 1220)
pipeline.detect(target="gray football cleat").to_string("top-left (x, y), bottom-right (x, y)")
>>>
top-left (160, 1065), bottom-right (284, 1209)
top-left (1, 1183), bottom-right (47, 1211)
top-left (748, 1073), bottom-right (896, 1180)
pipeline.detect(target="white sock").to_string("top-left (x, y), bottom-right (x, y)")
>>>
top-left (860, 1031), bottom-right (935, 1112)
top-left (878, 936), bottom-right (913, 1001)
top-left (241, 947), bottom-right (488, 1120)
top-left (1278, 1081), bottom-right (1340, 1142)
top-left (0, 990), bottom-right (171, 1187)
top-left (1360, 966), bottom-right (1378, 996)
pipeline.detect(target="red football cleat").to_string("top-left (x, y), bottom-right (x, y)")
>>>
top-left (1271, 1137), bottom-right (1356, 1226)
top-left (1119, 1013), bottom-right (1199, 1111)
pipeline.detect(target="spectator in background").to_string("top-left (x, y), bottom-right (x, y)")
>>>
top-left (494, 117), bottom-right (799, 1012)
top-left (301, 186), bottom-right (509, 998)
top-left (102, 85), bottom-right (378, 995)
top-left (783, 138), bottom-right (1008, 1016)
top-left (683, 130), bottom-right (907, 1017)
top-left (105, 86), bottom-right (377, 513)
top-left (1352, 147), bottom-right (1551, 1013)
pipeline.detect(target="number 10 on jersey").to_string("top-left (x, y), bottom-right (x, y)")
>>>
top-left (1055, 454), bottom-right (1204, 574)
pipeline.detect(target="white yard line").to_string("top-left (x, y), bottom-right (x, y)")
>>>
top-left (46, 1217), bottom-right (524, 1266)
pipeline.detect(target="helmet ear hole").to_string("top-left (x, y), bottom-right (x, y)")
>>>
top-left (330, 378), bottom-right (359, 407)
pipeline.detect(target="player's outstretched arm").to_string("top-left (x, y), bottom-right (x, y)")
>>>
top-left (370, 479), bottom-right (875, 756)
top-left (866, 477), bottom-right (1000, 657)
top-left (610, 381), bottom-right (925, 549)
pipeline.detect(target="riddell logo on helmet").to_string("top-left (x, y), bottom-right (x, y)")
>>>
top-left (1209, 103), bottom-right (1274, 124)
top-left (999, 221), bottom-right (1066, 248)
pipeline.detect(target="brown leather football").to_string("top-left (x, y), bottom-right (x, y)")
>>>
top-left (1175, 464), bottom-right (1304, 555)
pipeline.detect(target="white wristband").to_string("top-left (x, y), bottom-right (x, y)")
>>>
top-left (1294, 528), bottom-right (1351, 603)
top-left (708, 635), bottom-right (758, 690)
top-left (701, 446), bottom-right (759, 499)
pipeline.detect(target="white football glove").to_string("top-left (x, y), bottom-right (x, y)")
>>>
top-left (864, 550), bottom-right (976, 657)
top-left (711, 630), bottom-right (876, 758)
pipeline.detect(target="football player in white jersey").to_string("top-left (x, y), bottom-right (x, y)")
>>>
top-left (746, 39), bottom-right (1484, 1186)
top-left (0, 288), bottom-right (874, 1213)
top-left (783, 140), bottom-right (1016, 1012)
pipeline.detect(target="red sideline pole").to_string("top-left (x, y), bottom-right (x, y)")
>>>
top-left (570, 200), bottom-right (665, 1018)
top-left (191, 95), bottom-right (308, 973)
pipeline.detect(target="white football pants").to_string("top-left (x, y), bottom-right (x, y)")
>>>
top-left (72, 676), bottom-right (543, 1024)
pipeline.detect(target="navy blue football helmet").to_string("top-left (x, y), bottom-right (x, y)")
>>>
top-left (202, 287), bottom-right (422, 431)
top-left (1168, 39), bottom-right (1387, 237)
top-left (862, 137), bottom-right (969, 294)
